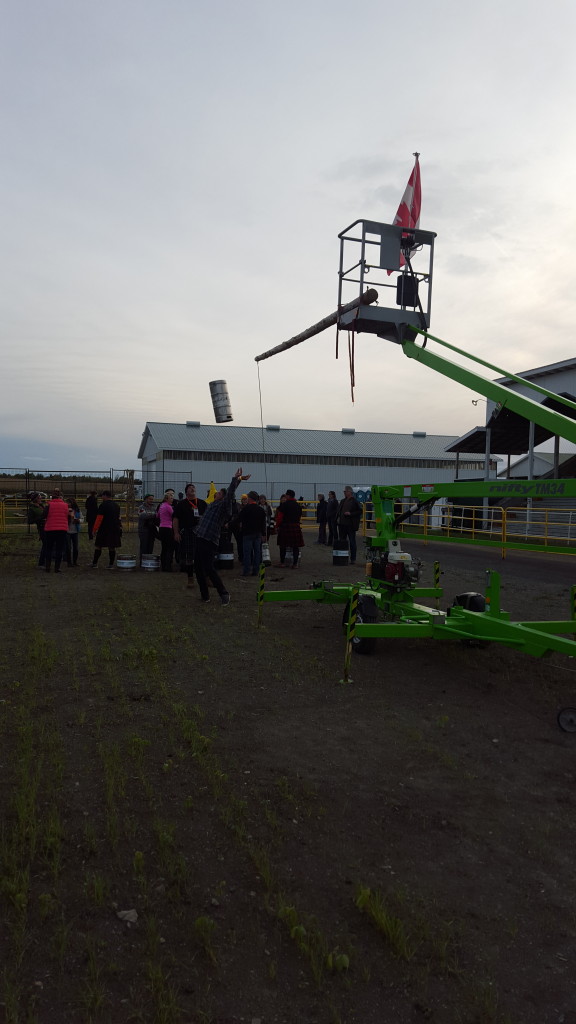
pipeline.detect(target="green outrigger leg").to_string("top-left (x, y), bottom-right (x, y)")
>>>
top-left (260, 570), bottom-right (576, 662)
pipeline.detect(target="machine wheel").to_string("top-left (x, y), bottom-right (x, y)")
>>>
top-left (450, 592), bottom-right (489, 646)
top-left (452, 592), bottom-right (486, 612)
top-left (557, 707), bottom-right (576, 733)
top-left (342, 596), bottom-right (378, 656)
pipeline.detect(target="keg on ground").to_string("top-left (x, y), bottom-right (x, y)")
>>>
top-left (216, 539), bottom-right (235, 570)
top-left (333, 540), bottom-right (349, 566)
top-left (209, 380), bottom-right (233, 423)
top-left (117, 555), bottom-right (137, 571)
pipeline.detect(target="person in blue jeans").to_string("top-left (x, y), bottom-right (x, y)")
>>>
top-left (194, 468), bottom-right (250, 603)
top-left (66, 499), bottom-right (81, 566)
top-left (238, 490), bottom-right (267, 576)
top-left (336, 486), bottom-right (363, 565)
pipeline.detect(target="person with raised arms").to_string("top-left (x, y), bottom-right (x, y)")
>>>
top-left (194, 468), bottom-right (250, 605)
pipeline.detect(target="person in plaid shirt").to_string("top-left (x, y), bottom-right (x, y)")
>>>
top-left (194, 468), bottom-right (250, 604)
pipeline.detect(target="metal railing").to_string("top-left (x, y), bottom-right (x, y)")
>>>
top-left (5, 497), bottom-right (576, 554)
top-left (0, 498), bottom-right (140, 534)
top-left (0, 497), bottom-right (323, 535)
top-left (383, 503), bottom-right (576, 556)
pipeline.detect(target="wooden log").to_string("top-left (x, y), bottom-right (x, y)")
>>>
top-left (254, 288), bottom-right (378, 363)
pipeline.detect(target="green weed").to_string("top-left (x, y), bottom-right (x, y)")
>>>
top-left (146, 960), bottom-right (181, 1024)
top-left (356, 885), bottom-right (418, 961)
top-left (276, 898), bottom-right (331, 988)
top-left (80, 936), bottom-right (106, 1015)
top-left (82, 819), bottom-right (98, 857)
top-left (42, 806), bottom-right (63, 881)
top-left (249, 843), bottom-right (273, 891)
top-left (38, 891), bottom-right (58, 921)
top-left (84, 871), bottom-right (109, 906)
top-left (51, 915), bottom-right (71, 972)
top-left (194, 916), bottom-right (218, 965)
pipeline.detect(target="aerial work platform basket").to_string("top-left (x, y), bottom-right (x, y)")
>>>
top-left (337, 219), bottom-right (436, 343)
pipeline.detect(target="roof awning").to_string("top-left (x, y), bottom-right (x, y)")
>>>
top-left (445, 393), bottom-right (576, 455)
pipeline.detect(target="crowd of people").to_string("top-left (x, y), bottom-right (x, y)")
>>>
top-left (28, 488), bottom-right (122, 573)
top-left (26, 480), bottom-right (364, 597)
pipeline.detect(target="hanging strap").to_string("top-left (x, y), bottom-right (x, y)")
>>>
top-left (256, 362), bottom-right (269, 492)
top-left (347, 330), bottom-right (356, 403)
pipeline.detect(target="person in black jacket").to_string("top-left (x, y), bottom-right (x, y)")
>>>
top-left (336, 486), bottom-right (362, 565)
top-left (172, 483), bottom-right (207, 587)
top-left (27, 492), bottom-right (47, 567)
top-left (229, 494), bottom-right (247, 563)
top-left (238, 490), bottom-right (267, 577)
top-left (276, 489), bottom-right (304, 568)
top-left (259, 494), bottom-right (274, 539)
top-left (85, 490), bottom-right (98, 540)
top-left (326, 490), bottom-right (338, 547)
top-left (91, 491), bottom-right (122, 568)
top-left (315, 493), bottom-right (328, 544)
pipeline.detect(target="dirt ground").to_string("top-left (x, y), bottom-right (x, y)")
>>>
top-left (1, 529), bottom-right (575, 1024)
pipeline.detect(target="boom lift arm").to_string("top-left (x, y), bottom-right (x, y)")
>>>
top-left (254, 219), bottom-right (576, 666)
top-left (401, 328), bottom-right (576, 446)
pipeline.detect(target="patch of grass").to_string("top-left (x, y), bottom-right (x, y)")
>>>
top-left (193, 915), bottom-right (218, 966)
top-left (355, 885), bottom-right (418, 961)
top-left (249, 842), bottom-right (273, 892)
top-left (145, 953), bottom-right (181, 1024)
top-left (80, 936), bottom-right (107, 1016)
top-left (84, 870), bottom-right (109, 906)
top-left (277, 899), bottom-right (333, 988)
top-left (51, 915), bottom-right (72, 973)
top-left (38, 891), bottom-right (58, 921)
top-left (42, 805), bottom-right (63, 881)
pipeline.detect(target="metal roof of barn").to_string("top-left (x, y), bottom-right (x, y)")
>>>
top-left (541, 454), bottom-right (576, 478)
top-left (138, 422), bottom-right (486, 463)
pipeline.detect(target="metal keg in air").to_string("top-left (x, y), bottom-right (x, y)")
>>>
top-left (209, 380), bottom-right (233, 423)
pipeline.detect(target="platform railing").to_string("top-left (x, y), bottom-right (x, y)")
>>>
top-left (383, 502), bottom-right (576, 556)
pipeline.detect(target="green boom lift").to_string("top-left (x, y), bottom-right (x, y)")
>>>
top-left (254, 220), bottom-right (576, 665)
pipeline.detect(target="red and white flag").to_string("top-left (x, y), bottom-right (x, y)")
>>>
top-left (388, 154), bottom-right (421, 273)
top-left (393, 153), bottom-right (421, 232)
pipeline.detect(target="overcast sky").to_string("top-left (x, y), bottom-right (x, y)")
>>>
top-left (2, 0), bottom-right (576, 470)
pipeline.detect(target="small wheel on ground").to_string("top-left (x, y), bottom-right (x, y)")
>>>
top-left (557, 707), bottom-right (576, 733)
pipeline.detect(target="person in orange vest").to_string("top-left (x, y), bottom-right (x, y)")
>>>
top-left (43, 489), bottom-right (72, 573)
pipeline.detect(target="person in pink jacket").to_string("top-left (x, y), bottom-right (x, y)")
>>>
top-left (157, 490), bottom-right (175, 571)
top-left (43, 489), bottom-right (71, 573)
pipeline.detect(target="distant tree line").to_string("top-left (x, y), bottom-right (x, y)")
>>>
top-left (0, 471), bottom-right (142, 497)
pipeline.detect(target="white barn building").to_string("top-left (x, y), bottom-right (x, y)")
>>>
top-left (138, 422), bottom-right (494, 499)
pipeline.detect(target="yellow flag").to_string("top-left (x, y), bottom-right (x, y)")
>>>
top-left (206, 481), bottom-right (217, 504)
